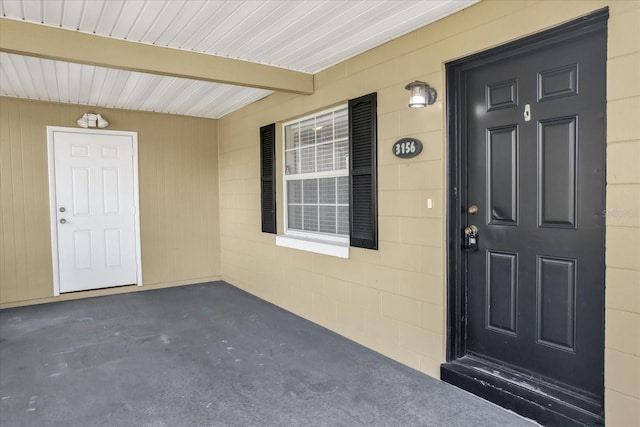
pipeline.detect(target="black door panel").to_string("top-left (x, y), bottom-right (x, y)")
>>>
top-left (442, 11), bottom-right (608, 425)
top-left (464, 29), bottom-right (605, 398)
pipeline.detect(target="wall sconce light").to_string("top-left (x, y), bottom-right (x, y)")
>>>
top-left (77, 113), bottom-right (109, 129)
top-left (405, 81), bottom-right (437, 108)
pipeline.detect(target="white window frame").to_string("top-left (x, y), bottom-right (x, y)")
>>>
top-left (276, 105), bottom-right (350, 258)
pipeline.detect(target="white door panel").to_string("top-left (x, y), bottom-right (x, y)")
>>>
top-left (50, 129), bottom-right (140, 293)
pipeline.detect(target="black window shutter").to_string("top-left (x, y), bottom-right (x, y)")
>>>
top-left (348, 93), bottom-right (378, 249)
top-left (260, 123), bottom-right (276, 234)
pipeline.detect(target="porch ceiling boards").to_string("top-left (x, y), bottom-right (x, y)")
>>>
top-left (0, 0), bottom-right (477, 118)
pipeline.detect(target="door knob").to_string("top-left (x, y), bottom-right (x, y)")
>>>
top-left (59, 219), bottom-right (67, 224)
top-left (468, 205), bottom-right (478, 215)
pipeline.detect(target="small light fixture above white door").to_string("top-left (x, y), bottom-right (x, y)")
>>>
top-left (77, 113), bottom-right (109, 128)
top-left (405, 81), bottom-right (437, 108)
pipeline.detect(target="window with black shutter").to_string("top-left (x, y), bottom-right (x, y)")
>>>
top-left (260, 123), bottom-right (276, 234)
top-left (274, 93), bottom-right (378, 257)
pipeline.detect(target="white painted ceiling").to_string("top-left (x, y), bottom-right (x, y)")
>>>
top-left (0, 0), bottom-right (477, 119)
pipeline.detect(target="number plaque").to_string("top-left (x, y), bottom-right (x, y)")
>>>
top-left (392, 138), bottom-right (423, 159)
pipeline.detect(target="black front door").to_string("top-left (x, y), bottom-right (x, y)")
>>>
top-left (443, 11), bottom-right (607, 426)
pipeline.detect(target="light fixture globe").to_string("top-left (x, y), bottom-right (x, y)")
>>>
top-left (405, 81), bottom-right (437, 108)
top-left (77, 113), bottom-right (89, 128)
top-left (96, 114), bottom-right (109, 128)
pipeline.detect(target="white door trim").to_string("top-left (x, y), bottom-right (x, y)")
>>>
top-left (47, 126), bottom-right (143, 296)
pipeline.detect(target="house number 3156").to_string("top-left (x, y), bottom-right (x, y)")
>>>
top-left (392, 138), bottom-right (423, 159)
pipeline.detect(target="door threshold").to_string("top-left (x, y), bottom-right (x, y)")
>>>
top-left (441, 355), bottom-right (603, 426)
top-left (60, 283), bottom-right (137, 295)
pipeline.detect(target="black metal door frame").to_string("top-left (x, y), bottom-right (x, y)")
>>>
top-left (443, 8), bottom-right (608, 426)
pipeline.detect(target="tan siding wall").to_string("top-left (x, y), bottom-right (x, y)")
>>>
top-left (218, 1), bottom-right (640, 424)
top-left (605, 3), bottom-right (640, 425)
top-left (0, 98), bottom-right (220, 307)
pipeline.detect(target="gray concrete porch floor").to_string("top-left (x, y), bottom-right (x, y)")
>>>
top-left (0, 281), bottom-right (535, 427)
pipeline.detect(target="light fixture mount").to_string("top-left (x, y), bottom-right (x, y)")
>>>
top-left (405, 81), bottom-right (437, 108)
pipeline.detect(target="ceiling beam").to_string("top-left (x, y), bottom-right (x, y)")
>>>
top-left (0, 18), bottom-right (314, 95)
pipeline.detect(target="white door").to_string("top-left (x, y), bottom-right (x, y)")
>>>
top-left (49, 128), bottom-right (140, 293)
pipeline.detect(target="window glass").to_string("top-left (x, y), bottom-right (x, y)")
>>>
top-left (284, 106), bottom-right (349, 239)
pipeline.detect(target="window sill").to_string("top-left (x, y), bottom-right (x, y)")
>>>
top-left (276, 235), bottom-right (349, 258)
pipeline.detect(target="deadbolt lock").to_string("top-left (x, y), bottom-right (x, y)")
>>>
top-left (464, 225), bottom-right (478, 236)
top-left (463, 225), bottom-right (479, 252)
top-left (59, 207), bottom-right (66, 212)
top-left (468, 205), bottom-right (478, 215)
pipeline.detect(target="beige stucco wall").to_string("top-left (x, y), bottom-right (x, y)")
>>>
top-left (0, 98), bottom-right (221, 307)
top-left (218, 1), bottom-right (640, 425)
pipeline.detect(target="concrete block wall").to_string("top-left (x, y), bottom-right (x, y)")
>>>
top-left (218, 1), bottom-right (640, 424)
